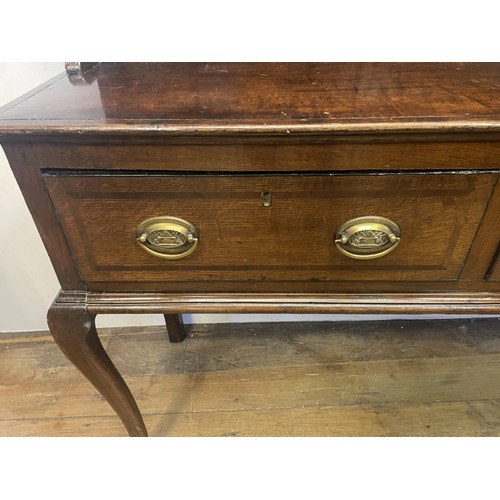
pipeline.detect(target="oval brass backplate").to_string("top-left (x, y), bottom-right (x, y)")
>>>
top-left (335, 216), bottom-right (400, 260)
top-left (136, 216), bottom-right (199, 259)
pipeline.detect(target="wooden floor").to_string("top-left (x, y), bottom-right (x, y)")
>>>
top-left (1, 317), bottom-right (500, 437)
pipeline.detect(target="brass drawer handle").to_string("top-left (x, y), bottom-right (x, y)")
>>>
top-left (136, 216), bottom-right (199, 259)
top-left (335, 216), bottom-right (400, 260)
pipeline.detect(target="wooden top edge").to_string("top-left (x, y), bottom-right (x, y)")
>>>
top-left (2, 119), bottom-right (500, 138)
top-left (1, 63), bottom-right (499, 140)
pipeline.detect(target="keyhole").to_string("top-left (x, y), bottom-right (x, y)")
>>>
top-left (261, 191), bottom-right (272, 207)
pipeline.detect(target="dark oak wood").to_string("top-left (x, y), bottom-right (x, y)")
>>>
top-left (46, 299), bottom-right (147, 436)
top-left (164, 314), bottom-right (187, 343)
top-left (1, 63), bottom-right (500, 437)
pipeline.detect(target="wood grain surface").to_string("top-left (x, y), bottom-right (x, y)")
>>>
top-left (1, 63), bottom-right (500, 137)
top-left (1, 318), bottom-right (500, 437)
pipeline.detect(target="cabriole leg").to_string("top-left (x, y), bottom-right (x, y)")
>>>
top-left (47, 302), bottom-right (147, 437)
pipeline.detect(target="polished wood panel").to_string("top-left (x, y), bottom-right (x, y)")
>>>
top-left (44, 172), bottom-right (497, 288)
top-left (1, 63), bottom-right (500, 138)
top-left (2, 318), bottom-right (500, 436)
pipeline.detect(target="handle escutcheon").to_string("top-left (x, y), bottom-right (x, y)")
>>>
top-left (136, 216), bottom-right (199, 259)
top-left (335, 216), bottom-right (400, 260)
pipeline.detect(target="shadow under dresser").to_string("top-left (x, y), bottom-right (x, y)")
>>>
top-left (1, 62), bottom-right (499, 436)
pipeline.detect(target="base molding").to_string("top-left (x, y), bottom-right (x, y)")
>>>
top-left (53, 291), bottom-right (500, 316)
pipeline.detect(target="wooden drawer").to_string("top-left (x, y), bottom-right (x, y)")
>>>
top-left (44, 172), bottom-right (497, 291)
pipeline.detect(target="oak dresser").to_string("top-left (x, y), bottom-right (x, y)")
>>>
top-left (1, 62), bottom-right (499, 436)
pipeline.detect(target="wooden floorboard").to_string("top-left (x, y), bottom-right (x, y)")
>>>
top-left (0, 318), bottom-right (499, 436)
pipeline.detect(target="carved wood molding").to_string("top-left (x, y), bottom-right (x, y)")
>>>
top-left (49, 291), bottom-right (500, 315)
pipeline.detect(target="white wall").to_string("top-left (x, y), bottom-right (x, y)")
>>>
top-left (0, 63), bottom-right (487, 333)
top-left (0, 63), bottom-right (65, 332)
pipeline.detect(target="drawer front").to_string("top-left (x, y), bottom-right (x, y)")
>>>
top-left (44, 172), bottom-right (497, 290)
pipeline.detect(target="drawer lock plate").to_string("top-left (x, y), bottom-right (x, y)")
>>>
top-left (137, 216), bottom-right (199, 259)
top-left (335, 216), bottom-right (400, 260)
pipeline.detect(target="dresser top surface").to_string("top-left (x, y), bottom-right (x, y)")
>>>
top-left (1, 62), bottom-right (500, 138)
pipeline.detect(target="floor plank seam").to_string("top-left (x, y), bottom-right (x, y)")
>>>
top-left (2, 397), bottom-right (499, 424)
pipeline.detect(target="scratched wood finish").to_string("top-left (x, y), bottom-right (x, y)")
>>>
top-left (43, 172), bottom-right (497, 289)
top-left (1, 63), bottom-right (500, 137)
top-left (1, 318), bottom-right (500, 437)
